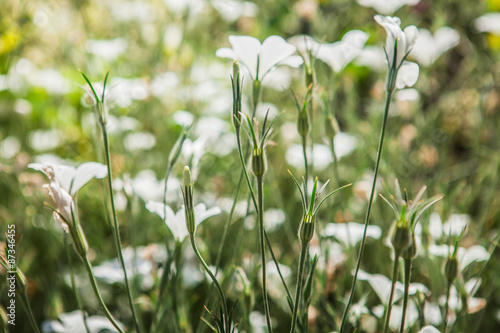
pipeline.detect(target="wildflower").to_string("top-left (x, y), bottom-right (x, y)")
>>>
top-left (29, 161), bottom-right (108, 196)
top-left (216, 35), bottom-right (303, 82)
top-left (410, 27), bottom-right (460, 66)
top-left (357, 0), bottom-right (420, 15)
top-left (146, 201), bottom-right (221, 243)
top-left (474, 13), bottom-right (500, 35)
top-left (374, 15), bottom-right (419, 91)
top-left (316, 30), bottom-right (369, 73)
top-left (322, 222), bottom-right (382, 247)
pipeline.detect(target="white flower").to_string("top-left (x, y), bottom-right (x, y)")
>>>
top-left (375, 15), bottom-right (418, 68)
top-left (86, 38), bottom-right (128, 61)
top-left (357, 269), bottom-right (429, 305)
top-left (146, 202), bottom-right (221, 242)
top-left (216, 35), bottom-right (303, 81)
top-left (438, 278), bottom-right (486, 314)
top-left (375, 15), bottom-right (419, 89)
top-left (428, 244), bottom-right (489, 271)
top-left (410, 27), bottom-right (460, 66)
top-left (29, 161), bottom-right (108, 196)
top-left (42, 310), bottom-right (124, 333)
top-left (322, 222), bottom-right (382, 246)
top-left (287, 35), bottom-right (321, 65)
top-left (356, 45), bottom-right (388, 70)
top-left (474, 13), bottom-right (500, 35)
top-left (357, 0), bottom-right (420, 15)
top-left (418, 326), bottom-right (442, 333)
top-left (317, 30), bottom-right (369, 72)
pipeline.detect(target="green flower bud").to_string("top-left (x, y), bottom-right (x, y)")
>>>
top-left (73, 223), bottom-right (89, 258)
top-left (299, 213), bottom-right (315, 244)
top-left (182, 166), bottom-right (196, 234)
top-left (324, 113), bottom-right (339, 139)
top-left (252, 80), bottom-right (261, 105)
top-left (232, 60), bottom-right (242, 129)
top-left (402, 232), bottom-right (417, 261)
top-left (297, 110), bottom-right (310, 138)
top-left (444, 257), bottom-right (458, 283)
top-left (251, 147), bottom-right (267, 178)
top-left (391, 221), bottom-right (411, 255)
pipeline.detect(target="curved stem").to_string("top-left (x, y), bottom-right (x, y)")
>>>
top-left (400, 259), bottom-right (412, 333)
top-left (189, 233), bottom-right (230, 332)
top-left (83, 255), bottom-right (125, 333)
top-left (257, 176), bottom-right (273, 333)
top-left (383, 252), bottom-right (400, 333)
top-left (339, 88), bottom-right (393, 332)
top-left (290, 244), bottom-right (309, 333)
top-left (101, 127), bottom-right (141, 333)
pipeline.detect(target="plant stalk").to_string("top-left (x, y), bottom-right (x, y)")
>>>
top-left (339, 88), bottom-right (394, 332)
top-left (400, 259), bottom-right (412, 333)
top-left (383, 252), bottom-right (400, 333)
top-left (290, 244), bottom-right (309, 333)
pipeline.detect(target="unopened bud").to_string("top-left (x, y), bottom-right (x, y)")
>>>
top-left (444, 257), bottom-right (458, 283)
top-left (252, 80), bottom-right (261, 106)
top-left (402, 232), bottom-right (417, 261)
top-left (251, 147), bottom-right (267, 178)
top-left (182, 166), bottom-right (195, 234)
top-left (299, 214), bottom-right (315, 244)
top-left (324, 114), bottom-right (339, 139)
top-left (232, 61), bottom-right (242, 129)
top-left (297, 110), bottom-right (310, 138)
top-left (391, 222), bottom-right (411, 255)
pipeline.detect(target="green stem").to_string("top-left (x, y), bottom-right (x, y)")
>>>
top-left (83, 255), bottom-right (125, 333)
top-left (400, 259), bottom-right (412, 333)
top-left (101, 127), bottom-right (141, 333)
top-left (290, 244), bottom-right (309, 333)
top-left (339, 88), bottom-right (394, 333)
top-left (17, 292), bottom-right (41, 333)
top-left (257, 176), bottom-right (273, 333)
top-left (383, 252), bottom-right (400, 333)
top-left (189, 233), bottom-right (230, 332)
top-left (301, 135), bottom-right (309, 204)
top-left (443, 280), bottom-right (452, 332)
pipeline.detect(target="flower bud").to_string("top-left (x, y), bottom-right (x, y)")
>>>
top-left (73, 223), bottom-right (89, 258)
top-left (402, 232), bottom-right (417, 261)
top-left (299, 213), bottom-right (315, 244)
top-left (324, 113), bottom-right (339, 139)
top-left (252, 80), bottom-right (261, 105)
top-left (251, 147), bottom-right (267, 178)
top-left (182, 166), bottom-right (196, 234)
top-left (232, 60), bottom-right (242, 129)
top-left (444, 257), bottom-right (458, 283)
top-left (297, 110), bottom-right (310, 138)
top-left (391, 221), bottom-right (411, 255)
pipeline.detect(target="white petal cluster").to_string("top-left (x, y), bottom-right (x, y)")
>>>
top-left (216, 35), bottom-right (303, 81)
top-left (357, 0), bottom-right (420, 15)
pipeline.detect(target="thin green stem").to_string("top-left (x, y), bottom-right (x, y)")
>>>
top-left (189, 233), bottom-right (230, 332)
top-left (83, 255), bottom-right (125, 333)
top-left (383, 252), bottom-right (400, 333)
top-left (18, 292), bottom-right (41, 333)
top-left (101, 126), bottom-right (141, 333)
top-left (257, 176), bottom-right (273, 333)
top-left (400, 259), bottom-right (412, 333)
top-left (444, 280), bottom-right (452, 332)
top-left (302, 135), bottom-right (309, 204)
top-left (339, 88), bottom-right (394, 333)
top-left (65, 236), bottom-right (91, 333)
top-left (290, 244), bottom-right (309, 333)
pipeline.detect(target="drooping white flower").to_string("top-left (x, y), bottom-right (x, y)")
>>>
top-left (357, 0), bottom-right (420, 15)
top-left (410, 27), bottom-right (460, 66)
top-left (216, 35), bottom-right (303, 81)
top-left (29, 162), bottom-right (108, 196)
top-left (474, 13), bottom-right (500, 35)
top-left (146, 201), bottom-right (221, 242)
top-left (322, 222), bottom-right (382, 246)
top-left (375, 15), bottom-right (419, 89)
top-left (317, 30), bottom-right (369, 72)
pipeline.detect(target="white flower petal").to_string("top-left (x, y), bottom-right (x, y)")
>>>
top-left (443, 214), bottom-right (469, 236)
top-left (474, 13), bottom-right (500, 35)
top-left (396, 61), bottom-right (419, 89)
top-left (460, 245), bottom-right (489, 269)
top-left (70, 162), bottom-right (108, 195)
top-left (358, 0), bottom-right (420, 15)
top-left (322, 222), bottom-right (381, 246)
top-left (194, 203), bottom-right (222, 227)
top-left (418, 325), bottom-right (442, 333)
top-left (228, 35), bottom-right (261, 79)
top-left (428, 212), bottom-right (443, 240)
top-left (215, 47), bottom-right (237, 60)
top-left (317, 30), bottom-right (368, 72)
top-left (259, 35), bottom-right (298, 77)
